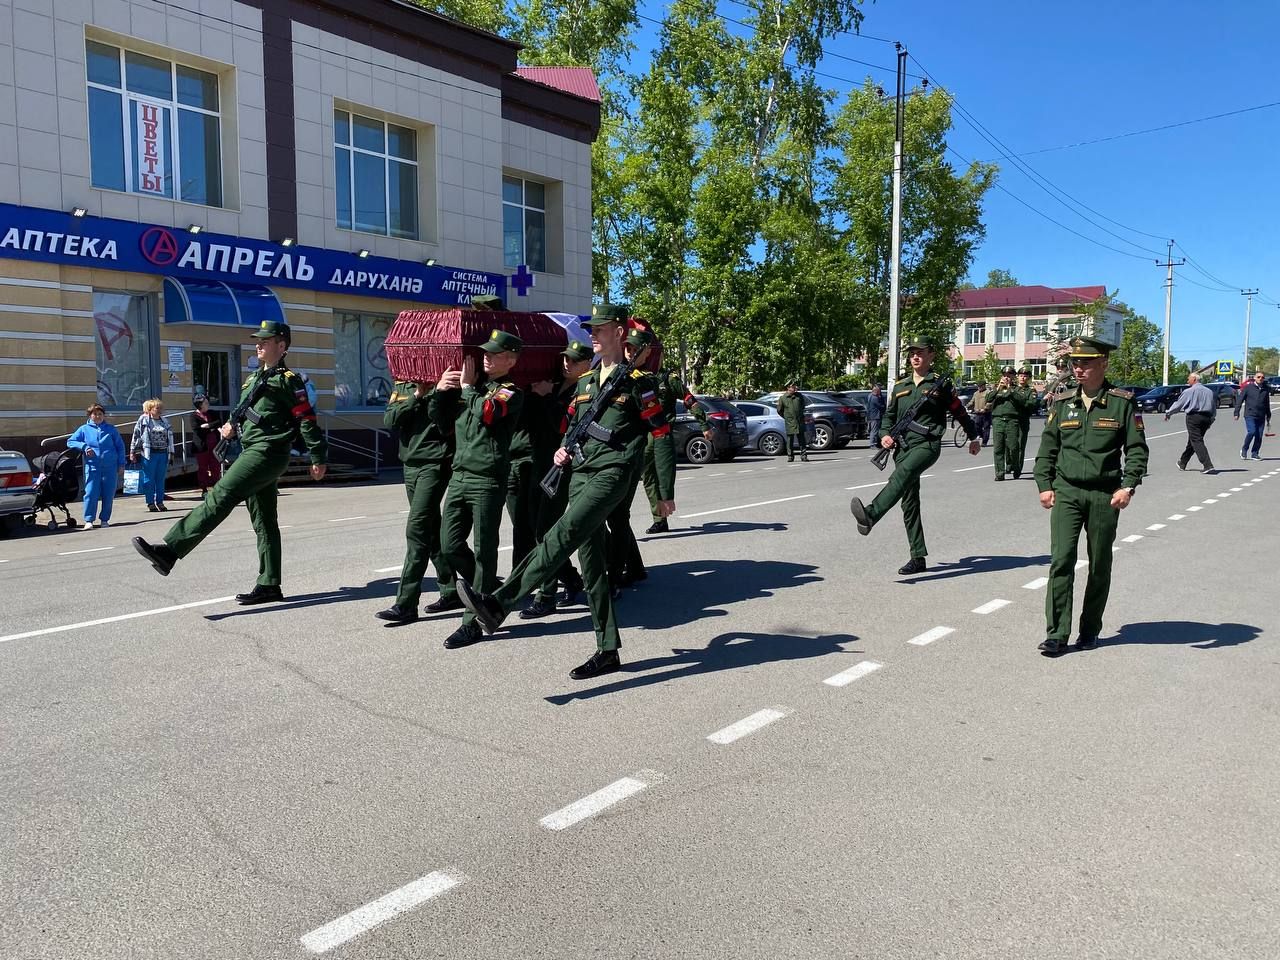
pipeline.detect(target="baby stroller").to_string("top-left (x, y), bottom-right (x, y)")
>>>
top-left (28, 449), bottom-right (81, 531)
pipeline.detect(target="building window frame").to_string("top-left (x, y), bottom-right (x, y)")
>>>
top-left (502, 175), bottom-right (547, 273)
top-left (334, 107), bottom-right (420, 241)
top-left (965, 322), bottom-right (986, 346)
top-left (962, 361), bottom-right (977, 382)
top-left (1028, 360), bottom-right (1047, 381)
top-left (1057, 320), bottom-right (1083, 340)
top-left (1027, 321), bottom-right (1049, 342)
top-left (333, 311), bottom-right (394, 409)
top-left (994, 320), bottom-right (1017, 344)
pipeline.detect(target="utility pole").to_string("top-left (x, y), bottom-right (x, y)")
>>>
top-left (1157, 240), bottom-right (1185, 385)
top-left (1240, 288), bottom-right (1258, 379)
top-left (885, 43), bottom-right (908, 391)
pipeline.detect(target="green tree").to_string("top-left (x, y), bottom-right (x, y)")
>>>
top-left (982, 267), bottom-right (1019, 288)
top-left (1247, 345), bottom-right (1279, 377)
top-left (1108, 309), bottom-right (1166, 386)
top-left (975, 345), bottom-right (1004, 385)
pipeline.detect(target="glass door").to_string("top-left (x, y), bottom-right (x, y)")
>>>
top-left (191, 347), bottom-right (237, 415)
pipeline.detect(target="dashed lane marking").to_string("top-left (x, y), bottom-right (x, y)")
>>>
top-left (1076, 559), bottom-right (1089, 569)
top-left (1147, 523), bottom-right (1166, 531)
top-left (1122, 534), bottom-right (1144, 543)
top-left (1216, 492), bottom-right (1231, 497)
top-left (0, 597), bottom-right (237, 645)
top-left (846, 480), bottom-right (888, 491)
top-left (540, 770), bottom-right (663, 831)
top-left (736, 469), bottom-right (754, 474)
top-left (706, 472), bottom-right (726, 478)
top-left (1022, 577), bottom-right (1048, 590)
top-left (823, 660), bottom-right (884, 687)
top-left (374, 566), bottom-right (401, 574)
top-left (328, 516), bottom-right (367, 522)
top-left (1230, 487), bottom-right (1243, 491)
top-left (907, 626), bottom-right (955, 647)
top-left (972, 599), bottom-right (1011, 615)
top-left (680, 494), bottom-right (814, 519)
top-left (1187, 506), bottom-right (1203, 512)
top-left (1168, 514), bottom-right (1186, 520)
top-left (1201, 499), bottom-right (1218, 505)
top-left (953, 464), bottom-right (990, 473)
top-left (57, 546), bottom-right (114, 556)
top-left (706, 707), bottom-right (791, 745)
top-left (299, 869), bottom-right (466, 954)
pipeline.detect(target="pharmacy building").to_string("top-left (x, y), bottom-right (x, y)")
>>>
top-left (0, 0), bottom-right (599, 460)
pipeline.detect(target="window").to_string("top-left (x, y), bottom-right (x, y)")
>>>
top-left (335, 108), bottom-right (418, 239)
top-left (503, 176), bottom-right (546, 272)
top-left (995, 320), bottom-right (1016, 344)
top-left (962, 361), bottom-right (977, 381)
top-left (965, 322), bottom-right (986, 346)
top-left (1028, 361), bottom-right (1047, 380)
top-left (86, 40), bottom-right (223, 206)
top-left (334, 312), bottom-right (393, 408)
top-left (1057, 320), bottom-right (1082, 340)
top-left (94, 290), bottom-right (156, 410)
top-left (1027, 321), bottom-right (1049, 342)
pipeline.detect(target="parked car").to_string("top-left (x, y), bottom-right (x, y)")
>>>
top-left (1268, 376), bottom-right (1280, 396)
top-left (1206, 381), bottom-right (1238, 408)
top-left (754, 391), bottom-right (866, 450)
top-left (729, 400), bottom-right (814, 457)
top-left (0, 446), bottom-right (37, 537)
top-left (1136, 384), bottom-right (1187, 413)
top-left (676, 397), bottom-right (749, 464)
top-left (1114, 385), bottom-right (1154, 400)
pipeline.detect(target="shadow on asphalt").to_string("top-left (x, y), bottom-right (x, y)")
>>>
top-left (544, 631), bottom-right (859, 704)
top-left (639, 520), bottom-right (788, 543)
top-left (903, 554), bottom-right (1052, 584)
top-left (1104, 620), bottom-right (1261, 651)
top-left (202, 576), bottom-right (399, 620)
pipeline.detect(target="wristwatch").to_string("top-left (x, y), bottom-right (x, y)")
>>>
top-left (1124, 485), bottom-right (1137, 497)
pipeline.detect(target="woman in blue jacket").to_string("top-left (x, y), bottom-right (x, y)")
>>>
top-left (67, 403), bottom-right (126, 527)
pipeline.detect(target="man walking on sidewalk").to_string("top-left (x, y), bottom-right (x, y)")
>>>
top-left (1164, 373), bottom-right (1216, 473)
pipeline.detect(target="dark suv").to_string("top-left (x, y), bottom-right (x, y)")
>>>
top-left (755, 391), bottom-right (866, 450)
top-left (1136, 384), bottom-right (1187, 413)
top-left (1206, 381), bottom-right (1238, 408)
top-left (676, 397), bottom-right (749, 464)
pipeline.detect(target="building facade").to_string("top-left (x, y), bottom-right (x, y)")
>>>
top-left (0, 0), bottom-right (599, 458)
top-left (950, 284), bottom-right (1124, 384)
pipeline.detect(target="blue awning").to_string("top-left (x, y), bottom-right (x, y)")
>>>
top-left (163, 278), bottom-right (286, 327)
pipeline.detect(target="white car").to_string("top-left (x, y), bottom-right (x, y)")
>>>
top-left (0, 447), bottom-right (37, 537)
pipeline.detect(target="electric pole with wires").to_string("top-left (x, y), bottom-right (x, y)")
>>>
top-left (1157, 240), bottom-right (1185, 385)
top-left (885, 42), bottom-right (907, 391)
top-left (1240, 288), bottom-right (1258, 379)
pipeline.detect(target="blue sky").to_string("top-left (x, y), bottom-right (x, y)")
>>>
top-left (629, 0), bottom-right (1280, 366)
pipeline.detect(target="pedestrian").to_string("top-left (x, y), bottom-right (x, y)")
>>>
top-left (987, 367), bottom-right (1027, 480)
top-left (849, 338), bottom-right (981, 574)
top-left (969, 382), bottom-right (992, 446)
top-left (866, 384), bottom-right (886, 445)
top-left (191, 394), bottom-right (223, 496)
top-left (453, 303), bottom-right (678, 681)
top-left (1163, 372), bottom-right (1216, 473)
top-left (776, 383), bottom-right (808, 462)
top-left (644, 348), bottom-right (708, 534)
top-left (1234, 371), bottom-right (1272, 460)
top-left (433, 330), bottom-right (525, 650)
top-left (129, 398), bottom-right (173, 512)
top-left (374, 377), bottom-right (457, 623)
top-left (1014, 367), bottom-right (1037, 469)
top-left (1034, 336), bottom-right (1148, 656)
top-left (66, 403), bottom-right (125, 527)
top-left (131, 320), bottom-right (328, 603)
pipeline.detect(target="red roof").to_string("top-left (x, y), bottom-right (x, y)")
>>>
top-left (950, 285), bottom-right (1107, 311)
top-left (512, 66), bottom-right (601, 103)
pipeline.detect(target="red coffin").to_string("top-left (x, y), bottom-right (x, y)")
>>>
top-left (384, 309), bottom-right (571, 387)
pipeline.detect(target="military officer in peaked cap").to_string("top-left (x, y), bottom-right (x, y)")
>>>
top-left (1034, 336), bottom-right (1148, 656)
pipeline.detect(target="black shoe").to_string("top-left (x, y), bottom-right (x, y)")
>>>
top-left (559, 587), bottom-right (585, 607)
top-left (519, 597), bottom-right (557, 620)
top-left (1012, 471), bottom-right (1022, 479)
top-left (645, 519), bottom-right (669, 535)
top-left (456, 578), bottom-right (505, 635)
top-left (236, 584), bottom-right (284, 605)
top-left (801, 456), bottom-right (809, 462)
top-left (443, 623), bottom-right (483, 649)
top-left (147, 503), bottom-right (159, 513)
top-left (1202, 466), bottom-right (1215, 474)
top-left (787, 457), bottom-right (794, 462)
top-left (849, 497), bottom-right (872, 536)
top-left (1038, 638), bottom-right (1067, 657)
top-left (424, 595), bottom-right (463, 613)
top-left (131, 537), bottom-right (177, 576)
top-left (994, 475), bottom-right (1005, 482)
top-left (898, 557), bottom-right (926, 576)
top-left (1176, 460), bottom-right (1187, 471)
top-left (569, 649), bottom-right (621, 680)
top-left (156, 502), bottom-right (168, 512)
top-left (375, 604), bottom-right (418, 623)
top-left (1075, 635), bottom-right (1098, 650)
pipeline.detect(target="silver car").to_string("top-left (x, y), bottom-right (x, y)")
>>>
top-left (0, 447), bottom-right (37, 537)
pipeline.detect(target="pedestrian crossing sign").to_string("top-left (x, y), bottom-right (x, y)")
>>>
top-left (1216, 361), bottom-right (1234, 375)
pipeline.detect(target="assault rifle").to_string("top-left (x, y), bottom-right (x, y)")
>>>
top-left (871, 378), bottom-right (952, 471)
top-left (213, 362), bottom-right (286, 466)
top-left (540, 353), bottom-right (640, 497)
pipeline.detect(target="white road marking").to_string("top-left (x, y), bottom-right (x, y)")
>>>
top-left (763, 466), bottom-right (777, 471)
top-left (375, 565), bottom-right (401, 574)
top-left (823, 660), bottom-right (883, 687)
top-left (1230, 487), bottom-right (1243, 492)
top-left (1112, 546), bottom-right (1121, 552)
top-left (328, 516), bottom-right (367, 522)
top-left (737, 469), bottom-right (754, 474)
top-left (1122, 534), bottom-right (1144, 543)
top-left (953, 464), bottom-right (990, 473)
top-left (1242, 482), bottom-right (1255, 486)
top-left (0, 597), bottom-right (237, 645)
top-left (706, 472), bottom-right (726, 478)
top-left (1022, 577), bottom-right (1049, 590)
top-left (1144, 430), bottom-right (1183, 440)
top-left (706, 707), bottom-right (791, 745)
top-left (57, 546), bottom-right (114, 556)
top-left (971, 599), bottom-right (1011, 615)
top-left (1146, 523), bottom-right (1166, 531)
top-left (1216, 492), bottom-right (1231, 497)
top-left (1187, 506), bottom-right (1203, 512)
top-left (1168, 514), bottom-right (1186, 520)
top-left (1075, 559), bottom-right (1089, 569)
top-left (299, 869), bottom-right (465, 954)
top-left (278, 525), bottom-right (294, 529)
top-left (845, 480), bottom-right (888, 491)
top-left (540, 770), bottom-right (662, 831)
top-left (1201, 499), bottom-right (1218, 505)
top-left (680, 494), bottom-right (813, 519)
top-left (907, 626), bottom-right (954, 646)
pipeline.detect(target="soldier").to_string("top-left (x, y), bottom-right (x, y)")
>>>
top-left (987, 367), bottom-right (1022, 480)
top-left (433, 330), bottom-right (525, 649)
top-left (644, 347), bottom-right (708, 534)
top-left (375, 376), bottom-right (458, 623)
top-left (1013, 367), bottom-right (1038, 476)
top-left (505, 374), bottom-right (554, 570)
top-left (849, 338), bottom-right (980, 575)
top-left (606, 326), bottom-right (660, 592)
top-left (776, 383), bottom-right (808, 462)
top-left (131, 320), bottom-right (327, 601)
top-left (519, 339), bottom-right (594, 620)
top-left (453, 303), bottom-right (677, 680)
top-left (1034, 336), bottom-right (1148, 656)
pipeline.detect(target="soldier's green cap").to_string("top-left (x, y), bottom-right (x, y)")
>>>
top-left (480, 329), bottom-right (523, 353)
top-left (625, 327), bottom-right (654, 350)
top-left (902, 337), bottom-right (936, 352)
top-left (1067, 335), bottom-right (1113, 359)
top-left (561, 339), bottom-right (592, 362)
top-left (251, 319), bottom-right (291, 341)
top-left (470, 294), bottom-right (505, 311)
top-left (585, 303), bottom-right (630, 326)
top-left (1017, 366), bottom-right (1031, 375)
top-left (1001, 366), bottom-right (1017, 376)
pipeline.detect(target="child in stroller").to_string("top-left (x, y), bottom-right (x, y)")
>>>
top-left (29, 449), bottom-right (82, 531)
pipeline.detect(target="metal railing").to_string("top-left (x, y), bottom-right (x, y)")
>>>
top-left (318, 412), bottom-right (391, 474)
top-left (40, 410), bottom-right (198, 474)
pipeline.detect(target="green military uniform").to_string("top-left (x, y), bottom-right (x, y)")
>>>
top-left (385, 381), bottom-right (454, 611)
top-left (1034, 337), bottom-right (1148, 651)
top-left (1013, 371), bottom-right (1037, 474)
top-left (163, 322), bottom-right (326, 586)
top-left (644, 368), bottom-right (708, 520)
top-left (505, 385), bottom-right (550, 569)
top-left (987, 369), bottom-right (1033, 478)
top-left (776, 390), bottom-right (808, 460)
top-left (433, 331), bottom-right (524, 629)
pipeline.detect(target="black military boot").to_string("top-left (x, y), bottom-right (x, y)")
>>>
top-left (519, 596), bottom-right (557, 620)
top-left (569, 649), bottom-right (621, 680)
top-left (132, 537), bottom-right (177, 576)
top-left (849, 497), bottom-right (872, 536)
top-left (456, 578), bottom-right (506, 635)
top-left (897, 557), bottom-right (926, 576)
top-left (375, 604), bottom-right (418, 623)
top-left (1075, 635), bottom-right (1098, 650)
top-left (235, 585), bottom-right (284, 605)
top-left (443, 623), bottom-right (483, 649)
top-left (645, 519), bottom-right (669, 535)
top-left (1038, 638), bottom-right (1067, 657)
top-left (424, 595), bottom-right (463, 613)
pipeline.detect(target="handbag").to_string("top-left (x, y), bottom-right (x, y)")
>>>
top-left (122, 467), bottom-right (142, 495)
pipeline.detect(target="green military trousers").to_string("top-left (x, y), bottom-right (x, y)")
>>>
top-left (642, 436), bottom-right (666, 521)
top-left (492, 465), bottom-right (631, 651)
top-left (608, 458), bottom-right (646, 584)
top-left (1018, 419), bottom-right (1032, 468)
top-left (163, 443), bottom-right (291, 586)
top-left (992, 417), bottom-right (1023, 476)
top-left (866, 439), bottom-right (941, 559)
top-left (438, 475), bottom-right (506, 628)
top-left (532, 467), bottom-right (580, 602)
top-left (505, 457), bottom-right (538, 568)
top-left (394, 462), bottom-right (452, 609)
top-left (1045, 482), bottom-right (1119, 642)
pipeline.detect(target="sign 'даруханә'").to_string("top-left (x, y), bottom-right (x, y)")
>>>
top-left (0, 202), bottom-right (506, 305)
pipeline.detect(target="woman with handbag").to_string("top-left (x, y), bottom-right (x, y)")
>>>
top-left (130, 398), bottom-right (174, 512)
top-left (191, 394), bottom-right (223, 498)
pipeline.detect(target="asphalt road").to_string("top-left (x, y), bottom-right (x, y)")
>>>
top-left (2, 417), bottom-right (1277, 959)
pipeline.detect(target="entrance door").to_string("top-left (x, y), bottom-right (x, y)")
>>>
top-left (191, 347), bottom-right (237, 415)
